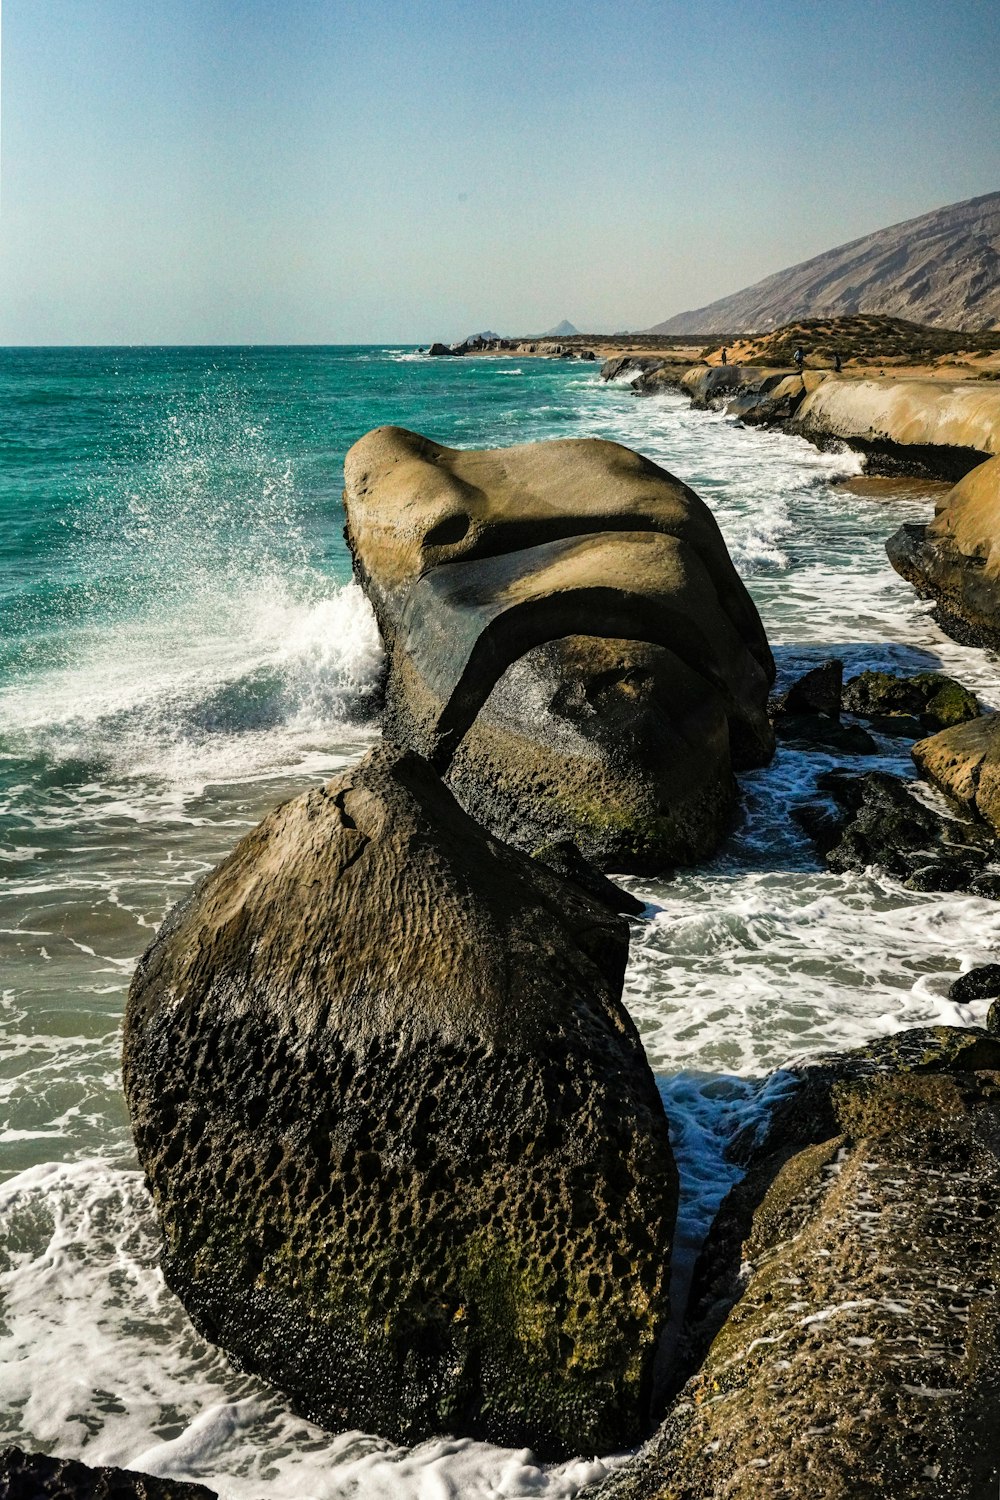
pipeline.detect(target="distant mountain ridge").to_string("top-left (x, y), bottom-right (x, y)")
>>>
top-left (542, 319), bottom-right (580, 337)
top-left (648, 191), bottom-right (1000, 335)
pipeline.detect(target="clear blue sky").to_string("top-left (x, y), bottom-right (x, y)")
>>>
top-left (2, 0), bottom-right (998, 343)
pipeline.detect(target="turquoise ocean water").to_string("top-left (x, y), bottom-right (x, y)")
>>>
top-left (2, 345), bottom-right (999, 1497)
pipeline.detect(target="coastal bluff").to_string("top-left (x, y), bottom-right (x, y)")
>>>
top-left (123, 745), bottom-right (678, 1459)
top-left (343, 427), bottom-right (774, 871)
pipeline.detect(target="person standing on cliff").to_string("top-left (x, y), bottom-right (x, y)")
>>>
top-left (834, 351), bottom-right (842, 372)
top-left (720, 347), bottom-right (728, 365)
top-left (794, 345), bottom-right (805, 371)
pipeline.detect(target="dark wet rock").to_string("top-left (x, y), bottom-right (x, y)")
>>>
top-left (426, 342), bottom-right (460, 357)
top-left (796, 769), bottom-right (993, 893)
top-left (779, 658), bottom-right (843, 718)
top-left (0, 1446), bottom-right (216, 1499)
top-left (950, 963), bottom-right (1000, 1004)
top-left (593, 1026), bottom-right (1000, 1500)
top-left (531, 837), bottom-right (644, 915)
top-left (887, 455), bottom-right (1000, 646)
top-left (843, 667), bottom-right (979, 730)
top-left (863, 711), bottom-right (928, 738)
top-left (774, 714), bottom-right (878, 755)
top-left (914, 711), bottom-right (1000, 836)
top-left (123, 744), bottom-right (678, 1459)
top-left (343, 427), bottom-right (774, 871)
top-left (726, 371), bottom-right (808, 425)
top-left (989, 1000), bottom-right (1000, 1033)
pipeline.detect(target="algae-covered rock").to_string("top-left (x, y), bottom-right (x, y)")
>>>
top-left (343, 427), bottom-right (774, 871)
top-left (594, 1026), bottom-right (1000, 1499)
top-left (843, 667), bottom-right (980, 730)
top-left (0, 1446), bottom-right (216, 1499)
top-left (914, 711), bottom-right (1000, 835)
top-left (123, 744), bottom-right (677, 1458)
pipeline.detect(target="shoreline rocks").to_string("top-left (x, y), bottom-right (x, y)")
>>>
top-left (602, 357), bottom-right (1000, 481)
top-left (343, 426), bottom-right (774, 872)
top-left (123, 744), bottom-right (678, 1459)
top-left (594, 1026), bottom-right (1000, 1500)
top-left (913, 711), bottom-right (1000, 836)
top-left (887, 455), bottom-right (1000, 647)
top-left (0, 1447), bottom-right (216, 1499)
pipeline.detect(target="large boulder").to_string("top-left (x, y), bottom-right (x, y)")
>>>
top-left (888, 455), bottom-right (1000, 647)
top-left (594, 1027), bottom-right (1000, 1500)
top-left (123, 745), bottom-right (677, 1459)
top-left (343, 428), bottom-right (774, 871)
top-left (914, 710), bottom-right (1000, 835)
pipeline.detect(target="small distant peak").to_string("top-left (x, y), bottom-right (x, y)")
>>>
top-left (542, 319), bottom-right (580, 337)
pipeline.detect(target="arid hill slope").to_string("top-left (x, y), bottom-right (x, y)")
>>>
top-left (650, 191), bottom-right (1000, 335)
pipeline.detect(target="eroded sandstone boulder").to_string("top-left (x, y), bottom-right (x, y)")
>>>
top-left (888, 455), bottom-right (1000, 647)
top-left (914, 710), bottom-right (1000, 835)
top-left (343, 427), bottom-right (774, 871)
top-left (594, 1027), bottom-right (1000, 1500)
top-left (123, 745), bottom-right (677, 1458)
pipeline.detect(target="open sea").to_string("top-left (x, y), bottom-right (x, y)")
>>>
top-left (2, 345), bottom-right (999, 1497)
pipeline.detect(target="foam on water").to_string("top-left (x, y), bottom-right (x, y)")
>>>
top-left (3, 580), bottom-right (382, 788)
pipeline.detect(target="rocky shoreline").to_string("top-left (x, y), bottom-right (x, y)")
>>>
top-left (21, 351), bottom-right (1000, 1498)
top-left (89, 392), bottom-right (1000, 1500)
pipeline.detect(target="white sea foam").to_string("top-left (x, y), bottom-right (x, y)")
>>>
top-left (2, 581), bottom-right (382, 790)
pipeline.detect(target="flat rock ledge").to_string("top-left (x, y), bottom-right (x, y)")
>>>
top-left (592, 1026), bottom-right (1000, 1500)
top-left (123, 744), bottom-right (678, 1459)
top-left (888, 455), bottom-right (1000, 647)
top-left (603, 360), bottom-right (1000, 481)
top-left (342, 427), bottom-right (774, 872)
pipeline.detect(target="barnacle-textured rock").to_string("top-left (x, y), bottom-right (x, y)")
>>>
top-left (594, 1027), bottom-right (1000, 1499)
top-left (342, 427), bottom-right (774, 871)
top-left (0, 1446), bottom-right (216, 1499)
top-left (123, 744), bottom-right (677, 1458)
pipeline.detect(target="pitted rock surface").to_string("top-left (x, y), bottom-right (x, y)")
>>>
top-left (123, 745), bottom-right (677, 1458)
top-left (592, 1027), bottom-right (1000, 1500)
top-left (342, 427), bottom-right (774, 871)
